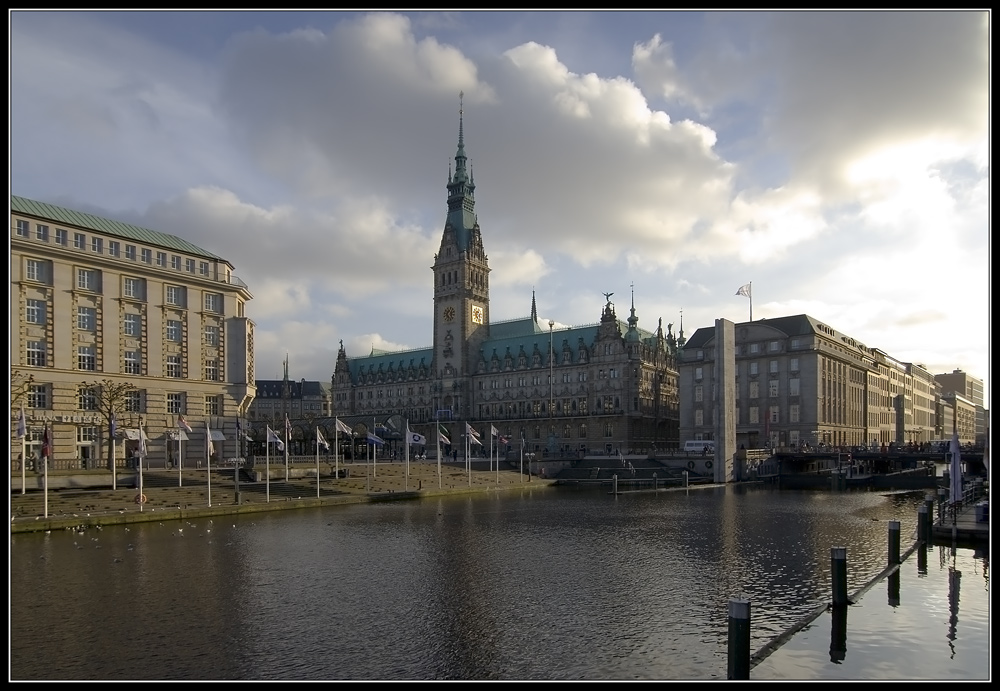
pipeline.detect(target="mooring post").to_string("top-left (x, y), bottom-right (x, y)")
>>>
top-left (888, 520), bottom-right (900, 565)
top-left (683, 469), bottom-right (689, 488)
top-left (727, 598), bottom-right (751, 680)
top-left (652, 473), bottom-right (657, 491)
top-left (924, 494), bottom-right (937, 527)
top-left (831, 547), bottom-right (848, 607)
top-left (917, 505), bottom-right (929, 544)
top-left (613, 474), bottom-right (618, 495)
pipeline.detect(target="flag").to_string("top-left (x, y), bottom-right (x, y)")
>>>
top-left (237, 419), bottom-right (253, 441)
top-left (469, 434), bottom-right (483, 446)
top-left (285, 414), bottom-right (292, 437)
top-left (366, 432), bottom-right (385, 446)
top-left (438, 427), bottom-right (451, 445)
top-left (109, 411), bottom-right (117, 440)
top-left (41, 424), bottom-right (51, 457)
top-left (17, 406), bottom-right (27, 439)
top-left (138, 420), bottom-right (147, 458)
top-left (317, 427), bottom-right (330, 452)
top-left (490, 424), bottom-right (499, 437)
top-left (466, 422), bottom-right (481, 439)
top-left (499, 435), bottom-right (510, 445)
top-left (335, 418), bottom-right (353, 435)
top-left (177, 415), bottom-right (193, 432)
top-left (206, 421), bottom-right (215, 456)
top-left (406, 429), bottom-right (426, 445)
top-left (266, 426), bottom-right (285, 452)
top-left (736, 283), bottom-right (751, 298)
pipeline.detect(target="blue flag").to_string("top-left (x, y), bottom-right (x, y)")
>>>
top-left (366, 433), bottom-right (385, 446)
top-left (110, 412), bottom-right (117, 440)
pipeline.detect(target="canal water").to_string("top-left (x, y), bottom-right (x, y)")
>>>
top-left (8, 485), bottom-right (988, 680)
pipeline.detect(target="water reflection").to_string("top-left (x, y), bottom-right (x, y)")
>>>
top-left (13, 486), bottom-right (973, 681)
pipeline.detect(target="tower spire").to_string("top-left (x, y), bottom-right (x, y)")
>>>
top-left (531, 289), bottom-right (538, 324)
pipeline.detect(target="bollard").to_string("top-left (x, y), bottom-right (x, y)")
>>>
top-left (653, 473), bottom-right (657, 491)
top-left (831, 547), bottom-right (848, 607)
top-left (917, 505), bottom-right (929, 544)
top-left (924, 494), bottom-right (936, 526)
top-left (888, 520), bottom-right (900, 565)
top-left (727, 598), bottom-right (751, 680)
top-left (613, 474), bottom-right (618, 495)
top-left (683, 470), bottom-right (689, 488)
top-left (917, 543), bottom-right (928, 575)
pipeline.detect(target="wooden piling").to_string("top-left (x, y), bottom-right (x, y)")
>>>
top-left (831, 547), bottom-right (848, 606)
top-left (727, 598), bottom-right (751, 680)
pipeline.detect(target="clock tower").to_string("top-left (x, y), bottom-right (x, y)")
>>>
top-left (432, 93), bottom-right (490, 418)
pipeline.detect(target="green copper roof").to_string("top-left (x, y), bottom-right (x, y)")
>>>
top-left (11, 195), bottom-right (225, 261)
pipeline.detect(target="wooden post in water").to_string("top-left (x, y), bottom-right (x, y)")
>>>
top-left (612, 474), bottom-right (618, 495)
top-left (888, 520), bottom-right (901, 565)
top-left (831, 547), bottom-right (848, 607)
top-left (652, 473), bottom-right (657, 491)
top-left (924, 494), bottom-right (936, 527)
top-left (917, 505), bottom-right (929, 543)
top-left (727, 598), bottom-right (751, 680)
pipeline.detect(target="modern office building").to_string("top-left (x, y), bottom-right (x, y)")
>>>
top-left (934, 369), bottom-right (987, 444)
top-left (330, 104), bottom-right (682, 456)
top-left (677, 314), bottom-right (985, 450)
top-left (10, 195), bottom-right (256, 469)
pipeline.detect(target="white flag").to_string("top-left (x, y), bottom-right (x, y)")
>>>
top-left (317, 427), bottom-right (330, 452)
top-left (16, 406), bottom-right (26, 439)
top-left (335, 418), bottom-right (353, 435)
top-left (406, 429), bottom-right (426, 445)
top-left (177, 415), bottom-right (193, 432)
top-left (206, 421), bottom-right (215, 456)
top-left (466, 422), bottom-right (481, 439)
top-left (736, 283), bottom-right (751, 298)
top-left (490, 424), bottom-right (499, 437)
top-left (267, 426), bottom-right (285, 452)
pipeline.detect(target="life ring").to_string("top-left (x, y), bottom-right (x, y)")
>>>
top-left (134, 493), bottom-right (147, 504)
top-left (687, 460), bottom-right (695, 470)
top-left (705, 460), bottom-right (713, 469)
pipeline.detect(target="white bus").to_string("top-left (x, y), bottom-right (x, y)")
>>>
top-left (683, 440), bottom-right (715, 453)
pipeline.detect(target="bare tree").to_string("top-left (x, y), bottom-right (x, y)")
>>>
top-left (10, 368), bottom-right (35, 410)
top-left (84, 379), bottom-right (137, 471)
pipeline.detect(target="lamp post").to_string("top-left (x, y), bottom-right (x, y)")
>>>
top-left (549, 319), bottom-right (555, 459)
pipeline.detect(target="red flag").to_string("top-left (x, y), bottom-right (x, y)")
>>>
top-left (41, 424), bottom-right (51, 458)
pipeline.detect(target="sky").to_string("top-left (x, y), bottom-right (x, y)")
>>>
top-left (9, 10), bottom-right (991, 403)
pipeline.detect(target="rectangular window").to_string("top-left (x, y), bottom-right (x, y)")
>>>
top-left (205, 360), bottom-right (219, 381)
top-left (124, 350), bottom-right (142, 375)
top-left (790, 404), bottom-right (800, 423)
top-left (749, 362), bottom-right (759, 376)
top-left (204, 292), bottom-right (221, 313)
top-left (55, 228), bottom-right (68, 246)
top-left (25, 259), bottom-right (46, 282)
top-left (16, 219), bottom-right (29, 236)
top-left (36, 224), bottom-right (49, 241)
top-left (156, 251), bottom-right (167, 267)
top-left (171, 255), bottom-right (181, 270)
top-left (141, 248), bottom-right (152, 264)
top-left (123, 313), bottom-right (142, 337)
top-left (769, 340), bottom-right (780, 352)
top-left (769, 360), bottom-right (779, 374)
top-left (78, 426), bottom-right (98, 444)
top-left (770, 406), bottom-right (780, 423)
top-left (77, 306), bottom-right (96, 331)
top-left (695, 366), bottom-right (703, 381)
top-left (25, 298), bottom-right (46, 325)
top-left (205, 394), bottom-right (221, 416)
top-left (749, 406), bottom-right (759, 424)
top-left (166, 285), bottom-right (185, 307)
top-left (694, 409), bottom-right (703, 426)
top-left (199, 261), bottom-right (209, 276)
top-left (694, 385), bottom-right (703, 402)
top-left (125, 390), bottom-right (142, 413)
top-left (28, 384), bottom-right (48, 409)
top-left (125, 245), bottom-right (136, 261)
top-left (108, 240), bottom-right (120, 257)
top-left (91, 237), bottom-right (103, 254)
top-left (790, 358), bottom-right (799, 372)
top-left (166, 355), bottom-right (182, 378)
top-left (78, 386), bottom-right (98, 410)
top-left (789, 378), bottom-right (800, 396)
top-left (26, 341), bottom-right (47, 367)
top-left (166, 392), bottom-right (182, 414)
top-left (185, 258), bottom-right (195, 273)
top-left (77, 345), bottom-right (96, 371)
top-left (769, 379), bottom-right (779, 397)
top-left (749, 343), bottom-right (760, 354)
top-left (77, 268), bottom-right (99, 291)
top-left (123, 277), bottom-right (144, 300)
top-left (166, 319), bottom-right (182, 342)
top-left (74, 232), bottom-right (86, 249)
top-left (204, 325), bottom-right (219, 347)
top-left (749, 381), bottom-right (760, 399)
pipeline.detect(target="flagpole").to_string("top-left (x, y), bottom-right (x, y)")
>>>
top-left (749, 282), bottom-right (753, 322)
top-left (404, 420), bottom-right (409, 492)
top-left (138, 418), bottom-right (145, 513)
top-left (178, 432), bottom-right (183, 487)
top-left (43, 424), bottom-right (49, 518)
top-left (467, 429), bottom-right (471, 487)
top-left (436, 413), bottom-right (442, 490)
top-left (335, 418), bottom-right (340, 481)
top-left (284, 417), bottom-right (289, 483)
top-left (520, 436), bottom-right (524, 483)
top-left (20, 411), bottom-right (27, 495)
top-left (372, 417), bottom-right (377, 478)
top-left (315, 427), bottom-right (320, 499)
top-left (266, 434), bottom-right (270, 503)
top-left (206, 422), bottom-right (212, 508)
top-left (110, 430), bottom-right (116, 492)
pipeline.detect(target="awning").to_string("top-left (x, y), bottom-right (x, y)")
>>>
top-left (123, 429), bottom-right (149, 441)
top-left (209, 430), bottom-right (226, 441)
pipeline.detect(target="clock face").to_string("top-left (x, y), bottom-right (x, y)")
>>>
top-left (472, 305), bottom-right (484, 324)
top-left (443, 306), bottom-right (455, 322)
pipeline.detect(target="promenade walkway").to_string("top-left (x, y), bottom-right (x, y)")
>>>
top-left (10, 461), bottom-right (552, 534)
